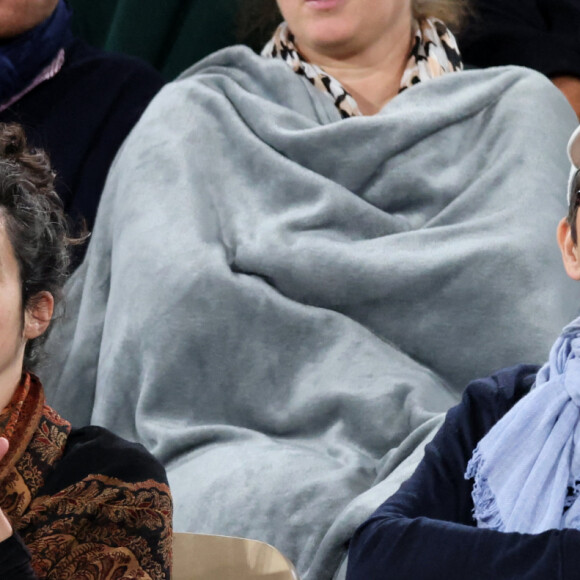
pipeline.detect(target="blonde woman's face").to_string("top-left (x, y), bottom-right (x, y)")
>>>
top-left (275, 0), bottom-right (413, 61)
top-left (0, 0), bottom-right (59, 38)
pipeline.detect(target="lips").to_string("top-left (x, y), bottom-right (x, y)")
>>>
top-left (304, 0), bottom-right (344, 10)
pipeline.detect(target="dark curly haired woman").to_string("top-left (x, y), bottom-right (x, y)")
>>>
top-left (0, 123), bottom-right (172, 579)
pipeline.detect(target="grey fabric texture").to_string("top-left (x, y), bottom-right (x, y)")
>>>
top-left (40, 47), bottom-right (579, 580)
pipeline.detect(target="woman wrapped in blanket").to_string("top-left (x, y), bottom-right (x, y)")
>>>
top-left (37, 1), bottom-right (580, 579)
top-left (0, 123), bottom-right (172, 579)
top-left (346, 127), bottom-right (580, 579)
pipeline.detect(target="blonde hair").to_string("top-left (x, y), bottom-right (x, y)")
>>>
top-left (412, 0), bottom-right (471, 32)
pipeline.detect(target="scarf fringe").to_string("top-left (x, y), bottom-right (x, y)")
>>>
top-left (465, 447), bottom-right (506, 531)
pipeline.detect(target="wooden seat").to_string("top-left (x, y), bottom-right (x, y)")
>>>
top-left (172, 533), bottom-right (300, 580)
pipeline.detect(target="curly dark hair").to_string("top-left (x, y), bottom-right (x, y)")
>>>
top-left (0, 123), bottom-right (76, 370)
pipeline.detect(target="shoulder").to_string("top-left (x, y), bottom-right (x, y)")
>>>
top-left (179, 44), bottom-right (282, 80)
top-left (465, 363), bottom-right (539, 402)
top-left (172, 44), bottom-right (297, 101)
top-left (25, 425), bottom-right (172, 580)
top-left (61, 37), bottom-right (165, 93)
top-left (167, 45), bottom-right (326, 117)
top-left (40, 424), bottom-right (169, 495)
top-left (451, 66), bottom-right (571, 110)
top-left (449, 363), bottom-right (539, 438)
top-left (476, 65), bottom-right (576, 129)
top-left (410, 364), bottom-right (541, 497)
top-left (429, 65), bottom-right (572, 112)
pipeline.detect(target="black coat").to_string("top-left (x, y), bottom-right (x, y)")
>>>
top-left (0, 37), bottom-right (165, 261)
top-left (459, 0), bottom-right (580, 79)
top-left (347, 364), bottom-right (580, 580)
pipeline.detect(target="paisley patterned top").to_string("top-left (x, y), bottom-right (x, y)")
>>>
top-left (262, 18), bottom-right (463, 118)
top-left (0, 373), bottom-right (172, 579)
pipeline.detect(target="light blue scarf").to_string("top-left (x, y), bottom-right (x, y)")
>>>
top-left (466, 316), bottom-right (580, 532)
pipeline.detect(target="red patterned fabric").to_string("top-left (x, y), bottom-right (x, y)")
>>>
top-left (0, 374), bottom-right (172, 579)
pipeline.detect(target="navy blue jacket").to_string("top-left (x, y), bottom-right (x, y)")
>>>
top-left (0, 37), bottom-right (165, 260)
top-left (347, 364), bottom-right (580, 580)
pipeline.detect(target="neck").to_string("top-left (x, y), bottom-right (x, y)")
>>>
top-left (0, 365), bottom-right (22, 411)
top-left (295, 19), bottom-right (413, 115)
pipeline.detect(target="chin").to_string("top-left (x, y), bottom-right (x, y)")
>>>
top-left (300, 23), bottom-right (358, 54)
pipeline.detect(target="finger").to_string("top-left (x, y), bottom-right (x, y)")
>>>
top-left (0, 509), bottom-right (11, 542)
top-left (0, 437), bottom-right (9, 462)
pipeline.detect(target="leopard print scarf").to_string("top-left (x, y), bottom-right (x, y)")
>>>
top-left (262, 18), bottom-right (463, 118)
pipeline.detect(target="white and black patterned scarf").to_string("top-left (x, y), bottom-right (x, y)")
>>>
top-left (262, 18), bottom-right (463, 118)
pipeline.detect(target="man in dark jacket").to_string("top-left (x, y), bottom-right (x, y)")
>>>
top-left (0, 0), bottom-right (165, 259)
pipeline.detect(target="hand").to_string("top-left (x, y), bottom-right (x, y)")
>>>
top-left (552, 76), bottom-right (580, 120)
top-left (0, 437), bottom-right (13, 541)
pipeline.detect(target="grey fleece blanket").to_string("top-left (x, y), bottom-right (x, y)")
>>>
top-left (41, 47), bottom-right (579, 579)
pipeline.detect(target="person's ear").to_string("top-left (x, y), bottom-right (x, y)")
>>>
top-left (23, 291), bottom-right (54, 340)
top-left (557, 217), bottom-right (580, 280)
